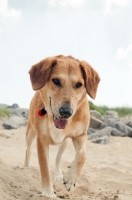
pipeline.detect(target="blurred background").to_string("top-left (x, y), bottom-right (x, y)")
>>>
top-left (0, 0), bottom-right (132, 108)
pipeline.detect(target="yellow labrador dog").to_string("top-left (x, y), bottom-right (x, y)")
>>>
top-left (24, 55), bottom-right (100, 198)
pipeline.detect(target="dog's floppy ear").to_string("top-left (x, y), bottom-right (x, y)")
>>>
top-left (29, 57), bottom-right (57, 90)
top-left (80, 61), bottom-right (100, 99)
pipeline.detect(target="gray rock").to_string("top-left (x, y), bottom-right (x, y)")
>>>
top-left (11, 108), bottom-right (29, 119)
top-left (89, 117), bottom-right (103, 129)
top-left (88, 109), bottom-right (132, 143)
top-left (3, 115), bottom-right (27, 129)
top-left (7, 103), bottom-right (19, 109)
top-left (90, 110), bottom-right (102, 121)
top-left (91, 135), bottom-right (110, 145)
top-left (104, 110), bottom-right (119, 118)
top-left (105, 118), bottom-right (119, 128)
top-left (88, 127), bottom-right (112, 141)
top-left (115, 122), bottom-right (132, 137)
top-left (126, 121), bottom-right (132, 128)
top-left (120, 117), bottom-right (132, 128)
top-left (102, 110), bottom-right (119, 122)
top-left (100, 123), bottom-right (106, 129)
top-left (105, 120), bottom-right (132, 137)
top-left (128, 132), bottom-right (132, 138)
top-left (103, 118), bottom-right (120, 128)
top-left (87, 127), bottom-right (97, 135)
top-left (111, 128), bottom-right (124, 137)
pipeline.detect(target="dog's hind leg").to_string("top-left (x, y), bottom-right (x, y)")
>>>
top-left (54, 139), bottom-right (69, 182)
top-left (24, 122), bottom-right (36, 167)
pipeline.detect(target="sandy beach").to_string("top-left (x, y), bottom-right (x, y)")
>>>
top-left (0, 121), bottom-right (132, 200)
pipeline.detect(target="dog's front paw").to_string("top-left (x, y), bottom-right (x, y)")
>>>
top-left (42, 187), bottom-right (56, 198)
top-left (54, 169), bottom-right (63, 182)
top-left (63, 170), bottom-right (78, 191)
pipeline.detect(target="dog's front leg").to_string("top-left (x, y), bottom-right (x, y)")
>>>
top-left (37, 135), bottom-right (56, 198)
top-left (54, 139), bottom-right (69, 182)
top-left (63, 133), bottom-right (87, 191)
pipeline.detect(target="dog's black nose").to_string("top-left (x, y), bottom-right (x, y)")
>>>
top-left (59, 105), bottom-right (73, 119)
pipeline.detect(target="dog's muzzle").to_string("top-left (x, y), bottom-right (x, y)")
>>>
top-left (53, 104), bottom-right (73, 129)
top-left (59, 105), bottom-right (73, 119)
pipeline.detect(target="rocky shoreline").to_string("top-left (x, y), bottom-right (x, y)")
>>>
top-left (88, 110), bottom-right (132, 144)
top-left (0, 103), bottom-right (29, 130)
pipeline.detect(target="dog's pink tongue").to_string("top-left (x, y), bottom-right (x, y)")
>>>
top-left (53, 117), bottom-right (68, 129)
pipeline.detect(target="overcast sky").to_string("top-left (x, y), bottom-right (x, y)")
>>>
top-left (0, 0), bottom-right (132, 108)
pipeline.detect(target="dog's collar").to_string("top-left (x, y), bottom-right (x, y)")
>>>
top-left (38, 108), bottom-right (47, 117)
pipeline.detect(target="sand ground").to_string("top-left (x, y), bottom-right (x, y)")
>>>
top-left (0, 121), bottom-right (132, 200)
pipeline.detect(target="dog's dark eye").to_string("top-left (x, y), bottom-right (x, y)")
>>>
top-left (52, 78), bottom-right (61, 87)
top-left (74, 82), bottom-right (82, 89)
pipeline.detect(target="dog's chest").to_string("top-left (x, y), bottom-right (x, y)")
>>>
top-left (49, 125), bottom-right (65, 144)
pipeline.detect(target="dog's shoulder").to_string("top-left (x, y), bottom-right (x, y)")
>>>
top-left (30, 91), bottom-right (44, 110)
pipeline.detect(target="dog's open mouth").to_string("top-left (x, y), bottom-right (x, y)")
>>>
top-left (53, 115), bottom-right (68, 129)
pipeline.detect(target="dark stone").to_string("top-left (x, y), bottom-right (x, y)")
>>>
top-left (115, 122), bottom-right (132, 137)
top-left (88, 127), bottom-right (112, 141)
top-left (91, 135), bottom-right (110, 145)
top-left (111, 128), bottom-right (123, 137)
top-left (89, 117), bottom-right (103, 129)
top-left (102, 110), bottom-right (119, 122)
top-left (103, 120), bottom-right (132, 137)
top-left (121, 117), bottom-right (132, 128)
top-left (3, 115), bottom-right (27, 130)
top-left (11, 109), bottom-right (29, 119)
top-left (87, 127), bottom-right (97, 135)
top-left (90, 110), bottom-right (102, 121)
top-left (7, 103), bottom-right (19, 109)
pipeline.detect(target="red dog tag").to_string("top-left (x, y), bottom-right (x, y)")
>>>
top-left (38, 109), bottom-right (47, 117)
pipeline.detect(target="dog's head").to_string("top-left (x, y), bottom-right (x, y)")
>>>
top-left (29, 55), bottom-right (100, 129)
